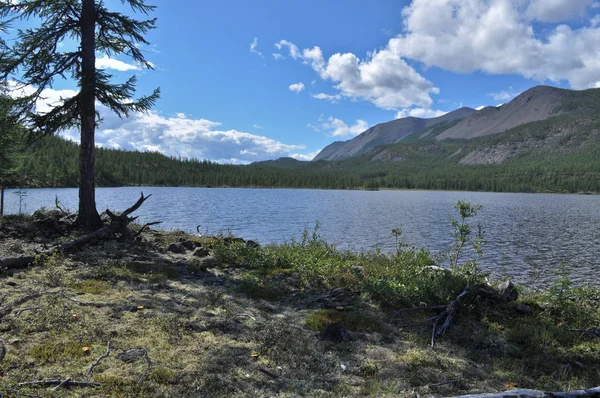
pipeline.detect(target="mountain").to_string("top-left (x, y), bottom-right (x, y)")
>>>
top-left (312, 107), bottom-right (476, 161)
top-left (436, 86), bottom-right (567, 140)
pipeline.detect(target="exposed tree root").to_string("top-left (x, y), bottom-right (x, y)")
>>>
top-left (88, 341), bottom-right (112, 376)
top-left (0, 192), bottom-right (158, 270)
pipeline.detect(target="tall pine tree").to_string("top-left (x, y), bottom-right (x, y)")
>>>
top-left (0, 0), bottom-right (160, 229)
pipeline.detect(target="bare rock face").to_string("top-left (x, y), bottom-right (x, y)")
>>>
top-left (498, 280), bottom-right (518, 302)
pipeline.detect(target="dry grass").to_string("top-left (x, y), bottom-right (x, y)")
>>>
top-left (0, 215), bottom-right (598, 397)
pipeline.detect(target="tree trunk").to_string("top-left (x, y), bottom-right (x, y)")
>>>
top-left (77, 0), bottom-right (102, 230)
top-left (0, 186), bottom-right (4, 217)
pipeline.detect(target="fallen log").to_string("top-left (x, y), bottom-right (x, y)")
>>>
top-left (0, 192), bottom-right (158, 270)
top-left (450, 386), bottom-right (600, 398)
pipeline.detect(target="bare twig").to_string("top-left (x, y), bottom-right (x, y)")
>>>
top-left (236, 313), bottom-right (256, 321)
top-left (431, 315), bottom-right (442, 348)
top-left (52, 377), bottom-right (72, 391)
top-left (88, 341), bottom-right (111, 376)
top-left (570, 328), bottom-right (600, 338)
top-left (138, 349), bottom-right (153, 383)
top-left (0, 292), bottom-right (43, 318)
top-left (258, 367), bottom-right (280, 379)
top-left (57, 291), bottom-right (107, 308)
top-left (437, 288), bottom-right (472, 337)
top-left (11, 306), bottom-right (41, 317)
top-left (134, 221), bottom-right (162, 238)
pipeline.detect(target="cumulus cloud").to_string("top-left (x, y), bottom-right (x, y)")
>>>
top-left (390, 0), bottom-right (600, 89)
top-left (96, 55), bottom-right (140, 71)
top-left (274, 39), bottom-right (439, 110)
top-left (288, 150), bottom-right (320, 161)
top-left (395, 108), bottom-right (447, 119)
top-left (289, 82), bottom-right (305, 93)
top-left (321, 117), bottom-right (369, 137)
top-left (13, 85), bottom-right (312, 164)
top-left (249, 37), bottom-right (264, 58)
top-left (311, 93), bottom-right (342, 103)
top-left (526, 0), bottom-right (593, 22)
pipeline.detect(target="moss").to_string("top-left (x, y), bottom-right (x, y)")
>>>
top-left (68, 279), bottom-right (111, 294)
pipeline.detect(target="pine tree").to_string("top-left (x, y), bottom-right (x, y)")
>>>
top-left (0, 0), bottom-right (160, 230)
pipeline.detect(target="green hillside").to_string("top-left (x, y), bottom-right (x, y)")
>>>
top-left (10, 112), bottom-right (600, 193)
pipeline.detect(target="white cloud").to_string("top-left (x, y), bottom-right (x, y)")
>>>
top-left (250, 37), bottom-right (264, 58)
top-left (488, 91), bottom-right (512, 101)
top-left (311, 93), bottom-right (342, 103)
top-left (390, 0), bottom-right (600, 89)
top-left (289, 82), bottom-right (305, 93)
top-left (526, 0), bottom-right (593, 22)
top-left (307, 123), bottom-right (320, 132)
top-left (12, 84), bottom-right (313, 163)
top-left (322, 117), bottom-right (369, 137)
top-left (252, 124), bottom-right (264, 129)
top-left (275, 40), bottom-right (301, 59)
top-left (274, 39), bottom-right (439, 110)
top-left (96, 55), bottom-right (140, 71)
top-left (289, 150), bottom-right (321, 161)
top-left (395, 108), bottom-right (447, 119)
top-left (272, 53), bottom-right (285, 60)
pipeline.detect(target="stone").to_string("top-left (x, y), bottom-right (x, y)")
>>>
top-left (514, 303), bottom-right (532, 315)
top-left (178, 239), bottom-right (196, 251)
top-left (117, 349), bottom-right (147, 363)
top-left (167, 242), bottom-right (186, 254)
top-left (198, 255), bottom-right (218, 268)
top-left (498, 280), bottom-right (518, 302)
top-left (321, 322), bottom-right (350, 342)
top-left (192, 247), bottom-right (210, 257)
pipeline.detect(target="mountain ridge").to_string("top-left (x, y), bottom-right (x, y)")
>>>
top-left (312, 107), bottom-right (476, 161)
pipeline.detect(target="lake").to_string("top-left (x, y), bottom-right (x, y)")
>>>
top-left (3, 187), bottom-right (599, 286)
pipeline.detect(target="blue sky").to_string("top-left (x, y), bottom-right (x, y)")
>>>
top-left (7, 0), bottom-right (600, 163)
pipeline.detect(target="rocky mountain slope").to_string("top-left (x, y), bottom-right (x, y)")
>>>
top-left (314, 85), bottom-right (600, 161)
top-left (313, 107), bottom-right (476, 161)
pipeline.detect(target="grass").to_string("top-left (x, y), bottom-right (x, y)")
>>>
top-left (0, 210), bottom-right (598, 397)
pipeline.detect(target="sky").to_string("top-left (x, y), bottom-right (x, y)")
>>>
top-left (6, 0), bottom-right (600, 163)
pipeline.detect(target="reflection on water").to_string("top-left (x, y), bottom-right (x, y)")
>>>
top-left (4, 187), bottom-right (599, 286)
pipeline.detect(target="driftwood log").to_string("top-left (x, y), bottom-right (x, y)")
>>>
top-left (0, 192), bottom-right (159, 270)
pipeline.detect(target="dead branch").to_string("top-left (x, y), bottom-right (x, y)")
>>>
top-left (18, 379), bottom-right (101, 388)
top-left (88, 341), bottom-right (111, 376)
top-left (56, 291), bottom-right (107, 308)
top-left (431, 315), bottom-right (442, 348)
top-left (52, 377), bottom-right (72, 391)
top-left (0, 292), bottom-right (43, 318)
top-left (570, 328), bottom-right (600, 338)
top-left (0, 192), bottom-right (159, 270)
top-left (134, 221), bottom-right (162, 238)
top-left (295, 288), bottom-right (355, 310)
top-left (11, 306), bottom-right (41, 317)
top-left (258, 367), bottom-right (280, 379)
top-left (449, 386), bottom-right (600, 398)
top-left (436, 288), bottom-right (471, 337)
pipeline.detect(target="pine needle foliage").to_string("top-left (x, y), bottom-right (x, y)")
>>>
top-left (0, 0), bottom-right (160, 229)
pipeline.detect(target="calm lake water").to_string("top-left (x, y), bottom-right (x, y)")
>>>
top-left (3, 187), bottom-right (600, 286)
